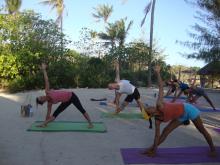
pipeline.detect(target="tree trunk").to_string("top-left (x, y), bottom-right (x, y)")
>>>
top-left (61, 16), bottom-right (63, 56)
top-left (147, 0), bottom-right (156, 87)
top-left (115, 59), bottom-right (120, 82)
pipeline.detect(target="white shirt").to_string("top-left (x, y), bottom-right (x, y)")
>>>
top-left (117, 80), bottom-right (135, 95)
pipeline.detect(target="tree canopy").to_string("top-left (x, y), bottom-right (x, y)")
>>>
top-left (181, 0), bottom-right (220, 63)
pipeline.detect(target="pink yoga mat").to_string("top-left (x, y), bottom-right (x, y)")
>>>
top-left (120, 146), bottom-right (220, 164)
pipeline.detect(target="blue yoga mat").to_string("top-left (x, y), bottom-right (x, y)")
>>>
top-left (121, 146), bottom-right (220, 164)
top-left (196, 106), bottom-right (220, 112)
top-left (164, 95), bottom-right (187, 99)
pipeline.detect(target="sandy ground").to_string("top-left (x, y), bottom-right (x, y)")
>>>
top-left (0, 88), bottom-right (220, 165)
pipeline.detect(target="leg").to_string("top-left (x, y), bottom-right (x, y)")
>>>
top-left (203, 95), bottom-right (216, 110)
top-left (165, 88), bottom-right (172, 96)
top-left (157, 119), bottom-right (182, 146)
top-left (71, 93), bottom-right (93, 128)
top-left (192, 117), bottom-right (216, 156)
top-left (143, 119), bottom-right (182, 155)
top-left (38, 101), bottom-right (71, 127)
top-left (37, 116), bottom-right (55, 127)
top-left (191, 95), bottom-right (200, 104)
top-left (115, 101), bottom-right (129, 114)
top-left (115, 93), bottom-right (134, 114)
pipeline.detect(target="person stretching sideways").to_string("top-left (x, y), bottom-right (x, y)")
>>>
top-left (184, 86), bottom-right (216, 110)
top-left (108, 80), bottom-right (152, 129)
top-left (36, 63), bottom-right (93, 128)
top-left (142, 65), bottom-right (216, 157)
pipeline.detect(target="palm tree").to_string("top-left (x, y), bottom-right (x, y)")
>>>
top-left (100, 18), bottom-right (133, 77)
top-left (39, 0), bottom-right (65, 54)
top-left (116, 18), bottom-right (133, 47)
top-left (5, 0), bottom-right (22, 14)
top-left (92, 4), bottom-right (113, 23)
top-left (141, 0), bottom-right (156, 87)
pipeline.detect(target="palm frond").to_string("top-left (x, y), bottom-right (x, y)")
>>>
top-left (141, 1), bottom-right (152, 27)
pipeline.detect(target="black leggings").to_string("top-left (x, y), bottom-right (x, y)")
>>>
top-left (53, 92), bottom-right (86, 118)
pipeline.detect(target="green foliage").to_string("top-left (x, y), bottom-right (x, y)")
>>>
top-left (82, 57), bottom-right (112, 88)
top-left (181, 0), bottom-right (220, 62)
top-left (0, 10), bottom-right (70, 91)
top-left (5, 0), bottom-right (22, 14)
top-left (0, 10), bottom-right (171, 92)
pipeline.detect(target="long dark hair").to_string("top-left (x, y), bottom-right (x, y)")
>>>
top-left (36, 97), bottom-right (44, 106)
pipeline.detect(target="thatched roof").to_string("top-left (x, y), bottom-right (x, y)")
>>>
top-left (197, 61), bottom-right (220, 75)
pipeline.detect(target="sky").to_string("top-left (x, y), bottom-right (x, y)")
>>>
top-left (1, 0), bottom-right (206, 67)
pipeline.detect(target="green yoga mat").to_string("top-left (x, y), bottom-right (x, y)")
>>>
top-left (27, 121), bottom-right (107, 133)
top-left (101, 112), bottom-right (143, 119)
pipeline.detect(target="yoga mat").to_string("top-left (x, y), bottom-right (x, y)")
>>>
top-left (99, 101), bottom-right (148, 107)
top-left (101, 112), bottom-right (143, 119)
top-left (214, 128), bottom-right (220, 134)
top-left (163, 100), bottom-right (220, 112)
top-left (164, 98), bottom-right (185, 103)
top-left (90, 98), bottom-right (107, 101)
top-left (120, 146), bottom-right (220, 164)
top-left (196, 106), bottom-right (220, 112)
top-left (164, 95), bottom-right (187, 99)
top-left (27, 121), bottom-right (107, 132)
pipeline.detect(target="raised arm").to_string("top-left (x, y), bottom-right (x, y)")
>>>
top-left (40, 63), bottom-right (50, 92)
top-left (171, 90), bottom-right (183, 102)
top-left (154, 65), bottom-right (164, 108)
top-left (190, 75), bottom-right (197, 87)
top-left (115, 92), bottom-right (122, 109)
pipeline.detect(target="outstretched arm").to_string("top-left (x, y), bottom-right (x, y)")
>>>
top-left (40, 63), bottom-right (50, 92)
top-left (171, 90), bottom-right (183, 102)
top-left (145, 119), bottom-right (161, 157)
top-left (190, 75), bottom-right (197, 87)
top-left (154, 65), bottom-right (164, 108)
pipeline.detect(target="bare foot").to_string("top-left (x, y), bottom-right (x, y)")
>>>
top-left (88, 124), bottom-right (93, 129)
top-left (37, 124), bottom-right (47, 128)
top-left (140, 149), bottom-right (148, 155)
top-left (113, 110), bottom-right (121, 115)
top-left (141, 149), bottom-right (156, 157)
top-left (208, 151), bottom-right (217, 157)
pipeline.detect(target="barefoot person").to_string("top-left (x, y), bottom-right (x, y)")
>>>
top-left (165, 79), bottom-right (179, 96)
top-left (108, 80), bottom-right (153, 129)
top-left (171, 81), bottom-right (189, 102)
top-left (185, 86), bottom-right (216, 110)
top-left (143, 65), bottom-right (216, 157)
top-left (36, 63), bottom-right (93, 128)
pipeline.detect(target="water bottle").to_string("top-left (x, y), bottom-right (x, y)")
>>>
top-left (28, 104), bottom-right (33, 117)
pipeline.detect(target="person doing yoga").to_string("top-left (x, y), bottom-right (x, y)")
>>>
top-left (143, 65), bottom-right (216, 157)
top-left (108, 80), bottom-right (152, 129)
top-left (36, 63), bottom-right (93, 128)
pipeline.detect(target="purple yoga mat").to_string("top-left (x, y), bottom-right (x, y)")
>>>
top-left (214, 128), bottom-right (220, 133)
top-left (120, 146), bottom-right (220, 164)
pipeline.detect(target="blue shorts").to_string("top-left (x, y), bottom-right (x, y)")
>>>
top-left (178, 103), bottom-right (200, 122)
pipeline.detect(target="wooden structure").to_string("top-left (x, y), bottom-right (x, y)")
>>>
top-left (197, 61), bottom-right (220, 88)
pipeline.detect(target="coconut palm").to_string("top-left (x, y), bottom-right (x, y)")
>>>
top-left (92, 4), bottom-right (113, 23)
top-left (141, 0), bottom-right (156, 87)
top-left (39, 0), bottom-right (65, 54)
top-left (101, 18), bottom-right (133, 80)
top-left (5, 0), bottom-right (22, 14)
top-left (116, 18), bottom-right (133, 47)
